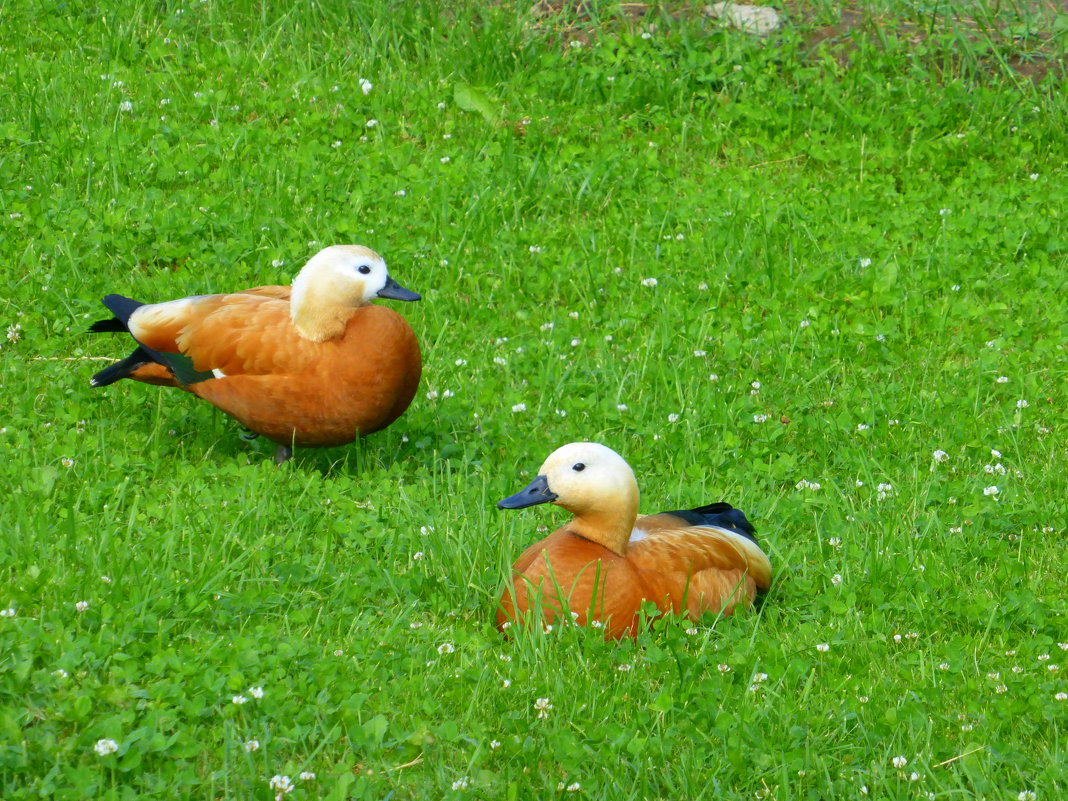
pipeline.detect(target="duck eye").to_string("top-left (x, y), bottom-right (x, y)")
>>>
top-left (572, 463), bottom-right (585, 472)
top-left (357, 264), bottom-right (372, 275)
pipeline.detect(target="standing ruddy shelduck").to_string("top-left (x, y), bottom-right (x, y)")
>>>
top-left (496, 443), bottom-right (772, 638)
top-left (89, 245), bottom-right (422, 463)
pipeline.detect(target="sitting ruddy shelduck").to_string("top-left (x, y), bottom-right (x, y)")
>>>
top-left (496, 443), bottom-right (772, 638)
top-left (89, 245), bottom-right (422, 463)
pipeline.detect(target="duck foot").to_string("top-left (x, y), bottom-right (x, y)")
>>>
top-left (274, 444), bottom-right (293, 464)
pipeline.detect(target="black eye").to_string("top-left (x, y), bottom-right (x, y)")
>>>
top-left (358, 264), bottom-right (372, 275)
top-left (572, 463), bottom-right (585, 472)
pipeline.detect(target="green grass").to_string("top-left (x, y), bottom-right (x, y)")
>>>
top-left (2, 0), bottom-right (1067, 798)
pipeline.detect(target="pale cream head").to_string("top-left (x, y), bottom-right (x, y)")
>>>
top-left (289, 245), bottom-right (412, 342)
top-left (540, 442), bottom-right (640, 521)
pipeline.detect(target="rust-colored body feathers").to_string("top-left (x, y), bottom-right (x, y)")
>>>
top-left (497, 443), bottom-right (772, 638)
top-left (89, 245), bottom-right (421, 459)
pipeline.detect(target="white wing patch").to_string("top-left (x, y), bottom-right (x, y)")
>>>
top-left (212, 368), bottom-right (227, 379)
top-left (629, 526), bottom-right (649, 543)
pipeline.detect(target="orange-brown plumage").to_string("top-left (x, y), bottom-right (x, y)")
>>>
top-left (89, 245), bottom-right (421, 460)
top-left (497, 443), bottom-right (772, 639)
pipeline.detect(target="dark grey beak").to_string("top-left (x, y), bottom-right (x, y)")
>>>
top-left (497, 475), bottom-right (558, 510)
top-left (377, 275), bottom-right (421, 302)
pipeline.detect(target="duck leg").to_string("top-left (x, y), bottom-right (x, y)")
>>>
top-left (274, 444), bottom-right (293, 464)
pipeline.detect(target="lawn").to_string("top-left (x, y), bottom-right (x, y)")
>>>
top-left (1, 0), bottom-right (1066, 798)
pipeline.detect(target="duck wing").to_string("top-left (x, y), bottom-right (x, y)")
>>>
top-left (128, 293), bottom-right (315, 380)
top-left (628, 506), bottom-right (772, 618)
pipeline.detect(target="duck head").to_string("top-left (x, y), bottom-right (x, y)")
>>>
top-left (290, 245), bottom-right (420, 341)
top-left (498, 442), bottom-right (640, 556)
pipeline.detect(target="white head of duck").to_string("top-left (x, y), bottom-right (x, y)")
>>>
top-left (498, 442), bottom-right (640, 556)
top-left (290, 245), bottom-right (420, 342)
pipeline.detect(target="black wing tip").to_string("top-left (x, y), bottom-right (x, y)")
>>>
top-left (90, 350), bottom-right (149, 387)
top-left (667, 502), bottom-right (758, 542)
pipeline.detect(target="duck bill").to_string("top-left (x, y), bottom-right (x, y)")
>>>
top-left (497, 475), bottom-right (558, 510)
top-left (377, 276), bottom-right (421, 302)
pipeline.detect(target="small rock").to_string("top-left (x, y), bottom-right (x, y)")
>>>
top-left (706, 3), bottom-right (783, 36)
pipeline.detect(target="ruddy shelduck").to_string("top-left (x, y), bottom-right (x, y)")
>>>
top-left (89, 245), bottom-right (422, 462)
top-left (497, 443), bottom-right (772, 638)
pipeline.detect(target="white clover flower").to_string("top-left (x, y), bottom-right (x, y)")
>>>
top-left (616, 404), bottom-right (627, 412)
top-left (795, 479), bottom-right (821, 491)
top-left (501, 679), bottom-right (511, 688)
top-left (333, 649), bottom-right (344, 656)
top-left (708, 373), bottom-right (719, 382)
top-left (570, 338), bottom-right (580, 347)
top-left (419, 526), bottom-right (433, 536)
top-left (816, 643), bottom-right (830, 652)
top-left (412, 551), bottom-right (424, 560)
top-left (831, 574), bottom-right (843, 586)
top-left (75, 601), bottom-right (89, 612)
top-left (693, 349), bottom-right (707, 357)
top-left (1016, 399), bottom-right (1029, 408)
top-left (753, 414), bottom-right (768, 423)
top-left (939, 208), bottom-right (950, 216)
top-left (932, 449), bottom-right (948, 462)
top-left (440, 156), bottom-right (451, 164)
top-left (685, 627), bottom-right (698, 636)
top-left (248, 686), bottom-right (264, 699)
top-left (939, 662), bottom-right (949, 670)
top-left (751, 381), bottom-right (761, 390)
top-left (1039, 654), bottom-right (1050, 661)
top-left (667, 413), bottom-right (680, 423)
top-left (299, 771), bottom-right (316, 781)
top-left (94, 739), bottom-right (119, 756)
top-left (996, 376), bottom-right (1009, 384)
top-left (244, 739), bottom-right (260, 752)
top-left (442, 390), bottom-right (454, 399)
top-left (271, 259), bottom-right (285, 268)
top-left (534, 697), bottom-right (553, 718)
top-left (951, 284), bottom-right (961, 291)
top-left (269, 775), bottom-right (293, 794)
top-left (892, 756), bottom-right (907, 769)
top-left (528, 245), bottom-right (542, 253)
top-left (1029, 173), bottom-right (1039, 181)
top-left (717, 664), bottom-right (731, 673)
top-left (859, 257), bottom-right (872, 268)
top-left (511, 403), bottom-right (526, 413)
top-left (640, 277), bottom-right (658, 287)
top-left (331, 140), bottom-right (342, 148)
top-left (394, 189), bottom-right (406, 196)
top-left (0, 608), bottom-right (14, 617)
top-left (359, 78), bottom-right (373, 95)
top-left (232, 695), bottom-right (248, 705)
top-left (617, 663), bottom-right (632, 672)
top-left (451, 777), bottom-right (469, 790)
top-left (983, 486), bottom-right (1000, 497)
top-left (1055, 692), bottom-right (1067, 701)
top-left (437, 642), bottom-right (455, 655)
top-left (856, 423), bottom-right (870, 431)
top-left (566, 783), bottom-right (581, 792)
top-left (119, 100), bottom-right (133, 112)
top-left (909, 772), bottom-right (922, 781)
top-left (490, 739), bottom-right (501, 749)
top-left (365, 119), bottom-right (378, 128)
top-left (799, 319), bottom-right (810, 328)
top-left (53, 668), bottom-right (69, 678)
top-left (7, 323), bottom-right (22, 343)
top-left (493, 356), bottom-right (506, 366)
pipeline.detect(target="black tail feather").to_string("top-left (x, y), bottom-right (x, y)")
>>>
top-left (88, 317), bottom-right (127, 333)
top-left (101, 294), bottom-right (145, 326)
